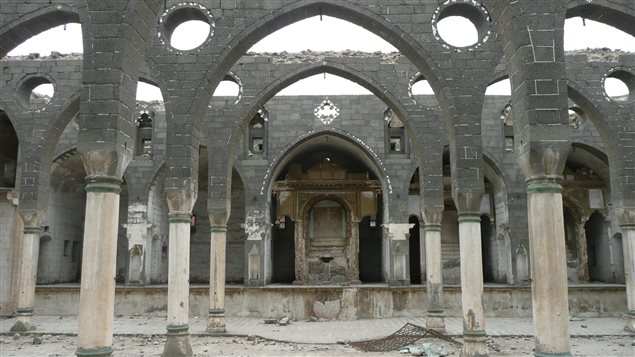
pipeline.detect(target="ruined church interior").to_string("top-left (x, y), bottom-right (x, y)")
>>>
top-left (1, 1), bottom-right (634, 356)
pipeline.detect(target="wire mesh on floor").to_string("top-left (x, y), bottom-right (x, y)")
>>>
top-left (347, 323), bottom-right (461, 352)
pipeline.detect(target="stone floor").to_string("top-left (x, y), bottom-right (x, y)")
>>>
top-left (0, 316), bottom-right (633, 356)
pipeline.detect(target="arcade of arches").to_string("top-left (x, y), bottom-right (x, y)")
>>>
top-left (1, 1), bottom-right (634, 357)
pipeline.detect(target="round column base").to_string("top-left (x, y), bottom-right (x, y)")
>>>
top-left (207, 309), bottom-right (226, 334)
top-left (425, 310), bottom-right (445, 331)
top-left (624, 311), bottom-right (635, 332)
top-left (461, 330), bottom-right (488, 357)
top-left (10, 310), bottom-right (36, 332)
top-left (75, 347), bottom-right (113, 357)
top-left (163, 325), bottom-right (193, 357)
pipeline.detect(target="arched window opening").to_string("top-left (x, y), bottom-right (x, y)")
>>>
top-left (136, 81), bottom-right (164, 103)
top-left (249, 15), bottom-right (397, 53)
top-left (276, 73), bottom-right (371, 96)
top-left (486, 78), bottom-right (511, 96)
top-left (0, 112), bottom-right (18, 188)
top-left (247, 108), bottom-right (268, 157)
top-left (409, 216), bottom-right (422, 284)
top-left (499, 101), bottom-right (514, 151)
top-left (564, 18), bottom-right (635, 51)
top-left (384, 108), bottom-right (406, 154)
top-left (135, 109), bottom-right (154, 157)
top-left (7, 23), bottom-right (82, 57)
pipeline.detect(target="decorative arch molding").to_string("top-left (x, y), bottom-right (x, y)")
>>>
top-left (194, 0), bottom-right (444, 129)
top-left (566, 1), bottom-right (635, 37)
top-left (261, 128), bottom-right (392, 197)
top-left (0, 3), bottom-right (81, 58)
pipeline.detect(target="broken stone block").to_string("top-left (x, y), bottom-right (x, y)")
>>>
top-left (313, 299), bottom-right (341, 320)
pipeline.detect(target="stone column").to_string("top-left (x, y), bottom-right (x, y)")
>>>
top-left (526, 177), bottom-right (571, 356)
top-left (419, 224), bottom-right (426, 284)
top-left (617, 208), bottom-right (635, 332)
top-left (123, 203), bottom-right (151, 285)
top-left (162, 192), bottom-right (195, 357)
top-left (422, 207), bottom-right (444, 330)
top-left (386, 223), bottom-right (413, 286)
top-left (10, 213), bottom-right (42, 332)
top-left (293, 220), bottom-right (305, 284)
top-left (424, 225), bottom-right (444, 329)
top-left (208, 225), bottom-right (227, 333)
top-left (458, 213), bottom-right (487, 356)
top-left (348, 218), bottom-right (361, 284)
top-left (76, 178), bottom-right (121, 357)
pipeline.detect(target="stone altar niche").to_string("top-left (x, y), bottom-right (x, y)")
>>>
top-left (274, 161), bottom-right (380, 285)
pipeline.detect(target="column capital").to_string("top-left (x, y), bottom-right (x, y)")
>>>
top-left (615, 207), bottom-right (635, 227)
top-left (421, 207), bottom-right (443, 226)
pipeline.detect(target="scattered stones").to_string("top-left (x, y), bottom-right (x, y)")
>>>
top-left (12, 334), bottom-right (20, 340)
top-left (32, 336), bottom-right (43, 345)
top-left (263, 318), bottom-right (277, 324)
top-left (278, 317), bottom-right (290, 326)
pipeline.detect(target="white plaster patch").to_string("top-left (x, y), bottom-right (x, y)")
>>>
top-left (385, 223), bottom-right (414, 240)
top-left (245, 211), bottom-right (267, 241)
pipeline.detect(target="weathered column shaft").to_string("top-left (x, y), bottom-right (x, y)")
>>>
top-left (526, 180), bottom-right (571, 355)
top-left (208, 225), bottom-right (227, 333)
top-left (11, 227), bottom-right (41, 332)
top-left (293, 220), bottom-right (305, 284)
top-left (348, 219), bottom-right (360, 283)
top-left (163, 213), bottom-right (193, 357)
top-left (622, 224), bottom-right (635, 332)
top-left (458, 214), bottom-right (487, 356)
top-left (76, 181), bottom-right (121, 357)
top-left (419, 225), bottom-right (426, 283)
top-left (424, 225), bottom-right (444, 330)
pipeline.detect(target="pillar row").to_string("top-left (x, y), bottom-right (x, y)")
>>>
top-left (208, 225), bottom-right (227, 333)
top-left (10, 219), bottom-right (42, 333)
top-left (458, 213), bottom-right (488, 357)
top-left (76, 178), bottom-right (122, 357)
top-left (526, 177), bottom-right (571, 357)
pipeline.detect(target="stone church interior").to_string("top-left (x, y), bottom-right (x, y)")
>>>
top-left (1, 1), bottom-right (634, 356)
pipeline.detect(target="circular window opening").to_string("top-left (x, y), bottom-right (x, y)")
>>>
top-left (432, 2), bottom-right (490, 49)
top-left (604, 70), bottom-right (633, 102)
top-left (18, 77), bottom-right (55, 110)
top-left (171, 20), bottom-right (210, 50)
top-left (210, 73), bottom-right (243, 106)
top-left (437, 16), bottom-right (478, 47)
top-left (160, 6), bottom-right (214, 52)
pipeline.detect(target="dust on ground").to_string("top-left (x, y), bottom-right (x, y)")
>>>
top-left (0, 333), bottom-right (633, 357)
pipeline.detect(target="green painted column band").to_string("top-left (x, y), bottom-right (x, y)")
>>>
top-left (23, 227), bottom-right (41, 234)
top-left (627, 310), bottom-right (635, 316)
top-left (166, 324), bottom-right (189, 333)
top-left (423, 226), bottom-right (442, 232)
top-left (169, 217), bottom-right (191, 224)
top-left (526, 182), bottom-right (563, 194)
top-left (621, 225), bottom-right (635, 231)
top-left (75, 347), bottom-right (113, 357)
top-left (427, 307), bottom-right (444, 313)
top-left (534, 352), bottom-right (573, 357)
top-left (457, 215), bottom-right (481, 223)
top-left (462, 329), bottom-right (486, 337)
top-left (211, 226), bottom-right (227, 233)
top-left (208, 308), bottom-right (225, 315)
top-left (85, 182), bottom-right (121, 194)
top-left (16, 307), bottom-right (33, 315)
